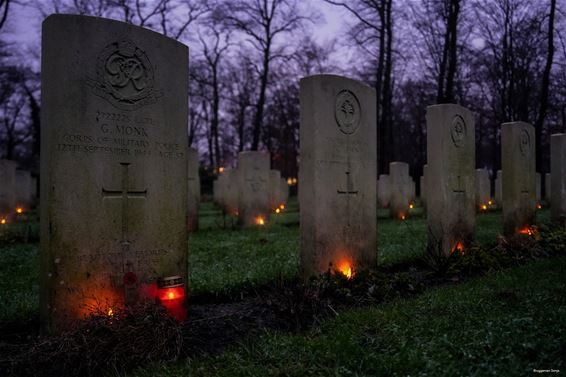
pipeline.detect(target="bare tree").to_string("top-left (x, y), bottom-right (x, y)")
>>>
top-left (222, 0), bottom-right (309, 151)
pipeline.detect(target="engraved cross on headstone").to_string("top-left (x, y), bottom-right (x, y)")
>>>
top-left (337, 170), bottom-right (358, 225)
top-left (102, 162), bottom-right (147, 249)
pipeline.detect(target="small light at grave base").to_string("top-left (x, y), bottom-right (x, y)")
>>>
top-left (219, 167), bottom-right (225, 173)
top-left (409, 203), bottom-right (414, 209)
top-left (536, 203), bottom-right (542, 209)
top-left (337, 260), bottom-right (353, 279)
top-left (518, 226), bottom-right (537, 237)
top-left (0, 218), bottom-right (6, 225)
top-left (481, 204), bottom-right (487, 211)
top-left (275, 208), bottom-right (281, 214)
top-left (168, 291), bottom-right (175, 300)
top-left (287, 177), bottom-right (293, 185)
top-left (107, 308), bottom-right (113, 317)
top-left (488, 200), bottom-right (493, 205)
top-left (16, 207), bottom-right (23, 214)
top-left (292, 178), bottom-right (298, 184)
top-left (451, 242), bottom-right (465, 255)
top-left (255, 216), bottom-right (265, 225)
top-left (279, 204), bottom-right (285, 210)
top-left (399, 213), bottom-right (406, 220)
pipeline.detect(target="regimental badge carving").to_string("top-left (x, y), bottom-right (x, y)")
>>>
top-left (520, 128), bottom-right (531, 157)
top-left (88, 40), bottom-right (162, 111)
top-left (335, 90), bottom-right (361, 135)
top-left (450, 115), bottom-right (467, 148)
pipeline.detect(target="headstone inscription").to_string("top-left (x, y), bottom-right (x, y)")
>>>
top-left (299, 75), bottom-right (377, 279)
top-left (426, 104), bottom-right (476, 255)
top-left (40, 15), bottom-right (189, 332)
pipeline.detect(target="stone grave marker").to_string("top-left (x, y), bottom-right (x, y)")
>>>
top-left (550, 133), bottom-right (566, 223)
top-left (269, 170), bottom-right (281, 211)
top-left (475, 168), bottom-right (490, 210)
top-left (40, 15), bottom-right (189, 332)
top-left (187, 148), bottom-right (200, 232)
top-left (299, 75), bottom-right (377, 279)
top-left (389, 162), bottom-right (410, 219)
top-left (502, 122), bottom-right (536, 235)
top-left (495, 170), bottom-right (502, 207)
top-left (237, 151), bottom-right (270, 226)
top-left (545, 173), bottom-right (551, 203)
top-left (426, 104), bottom-right (476, 255)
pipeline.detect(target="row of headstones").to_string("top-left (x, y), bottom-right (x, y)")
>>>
top-left (299, 74), bottom-right (566, 279)
top-left (39, 15), bottom-right (566, 332)
top-left (381, 166), bottom-right (554, 216)
top-left (0, 160), bottom-right (38, 220)
top-left (212, 151), bottom-right (289, 226)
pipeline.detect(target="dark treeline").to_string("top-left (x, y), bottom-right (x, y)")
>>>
top-left (0, 0), bottom-right (565, 184)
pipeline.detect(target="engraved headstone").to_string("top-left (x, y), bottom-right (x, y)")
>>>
top-left (502, 122), bottom-right (536, 235)
top-left (300, 75), bottom-right (377, 279)
top-left (389, 162), bottom-right (410, 219)
top-left (475, 168), bottom-right (490, 210)
top-left (426, 104), bottom-right (476, 255)
top-left (187, 148), bottom-right (200, 232)
top-left (15, 170), bottom-right (32, 210)
top-left (495, 170), bottom-right (502, 207)
top-left (238, 151), bottom-right (270, 226)
top-left (0, 160), bottom-right (16, 220)
top-left (40, 15), bottom-right (189, 332)
top-left (377, 174), bottom-right (391, 208)
top-left (421, 164), bottom-right (429, 211)
top-left (550, 133), bottom-right (566, 222)
top-left (223, 169), bottom-right (239, 216)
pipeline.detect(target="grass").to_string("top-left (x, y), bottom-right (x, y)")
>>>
top-left (0, 200), bottom-right (553, 316)
top-left (135, 256), bottom-right (566, 377)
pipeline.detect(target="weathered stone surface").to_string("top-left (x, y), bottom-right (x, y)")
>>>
top-left (389, 162), bottom-right (410, 219)
top-left (426, 104), bottom-right (476, 255)
top-left (421, 164), bottom-right (428, 210)
top-left (237, 151), bottom-right (270, 226)
top-left (495, 170), bottom-right (502, 207)
top-left (300, 75), bottom-right (377, 279)
top-left (545, 173), bottom-right (551, 202)
top-left (223, 169), bottom-right (239, 216)
top-left (40, 15), bottom-right (188, 332)
top-left (15, 170), bottom-right (32, 210)
top-left (502, 122), bottom-right (536, 235)
top-left (377, 174), bottom-right (391, 208)
top-left (269, 170), bottom-right (281, 211)
top-left (475, 168), bottom-right (490, 210)
top-left (187, 148), bottom-right (200, 232)
top-left (0, 160), bottom-right (16, 220)
top-left (550, 133), bottom-right (566, 222)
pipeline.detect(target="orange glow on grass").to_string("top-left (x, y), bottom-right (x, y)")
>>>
top-left (255, 216), bottom-right (265, 225)
top-left (518, 226), bottom-right (538, 237)
top-left (536, 203), bottom-right (542, 209)
top-left (107, 308), bottom-right (113, 317)
top-left (451, 242), bottom-right (465, 255)
top-left (399, 213), bottom-right (406, 220)
top-left (337, 260), bottom-right (353, 279)
top-left (16, 207), bottom-right (23, 214)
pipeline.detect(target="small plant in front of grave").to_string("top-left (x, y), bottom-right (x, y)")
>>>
top-left (537, 223), bottom-right (566, 255)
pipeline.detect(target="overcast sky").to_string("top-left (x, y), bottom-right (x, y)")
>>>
top-left (3, 1), bottom-right (355, 70)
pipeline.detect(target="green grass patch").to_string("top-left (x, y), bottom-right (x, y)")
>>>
top-left (135, 256), bottom-right (566, 377)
